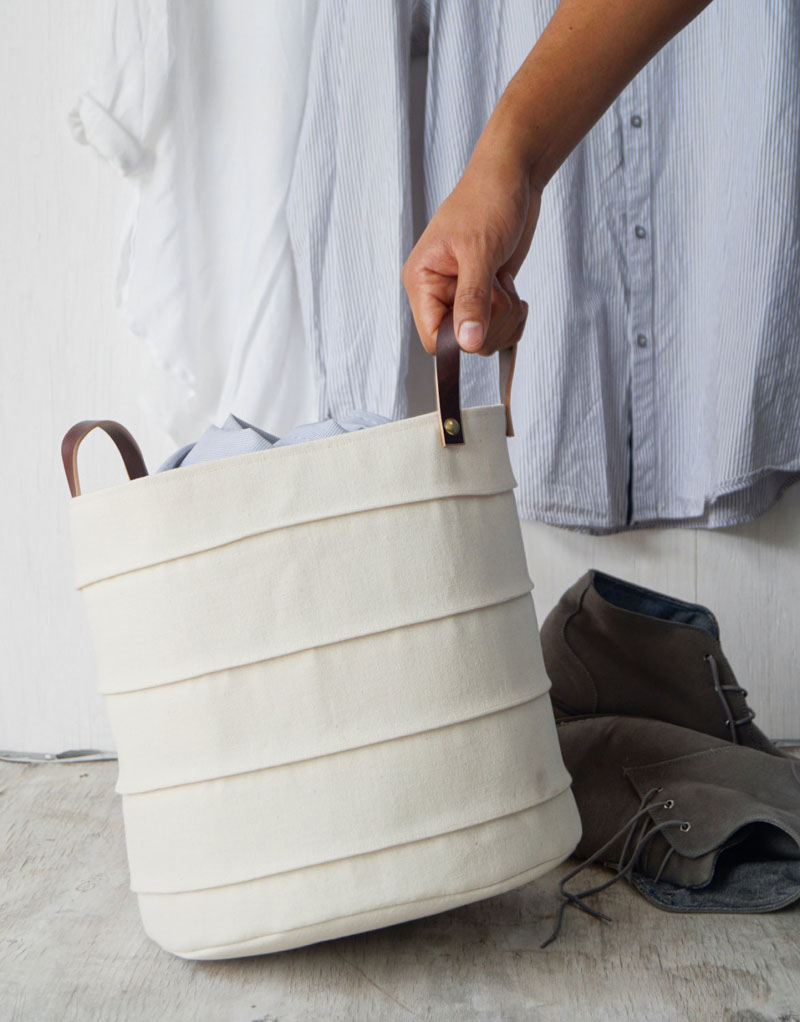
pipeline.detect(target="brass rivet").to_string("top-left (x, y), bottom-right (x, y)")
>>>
top-left (444, 417), bottom-right (461, 436)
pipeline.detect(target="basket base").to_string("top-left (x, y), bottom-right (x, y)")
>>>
top-left (138, 786), bottom-right (581, 960)
top-left (175, 848), bottom-right (571, 960)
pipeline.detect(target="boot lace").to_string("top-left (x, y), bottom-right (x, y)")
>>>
top-left (704, 652), bottom-right (756, 743)
top-left (540, 785), bottom-right (689, 948)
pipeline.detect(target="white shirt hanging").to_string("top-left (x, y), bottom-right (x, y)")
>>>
top-left (69, 0), bottom-right (322, 443)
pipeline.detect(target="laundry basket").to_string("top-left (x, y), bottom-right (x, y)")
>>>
top-left (61, 313), bottom-right (581, 959)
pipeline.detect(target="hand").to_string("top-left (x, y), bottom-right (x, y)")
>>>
top-left (402, 146), bottom-right (540, 357)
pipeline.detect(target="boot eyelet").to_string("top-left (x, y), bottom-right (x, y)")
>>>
top-left (663, 799), bottom-right (675, 809)
top-left (680, 822), bottom-right (691, 832)
top-left (724, 719), bottom-right (730, 727)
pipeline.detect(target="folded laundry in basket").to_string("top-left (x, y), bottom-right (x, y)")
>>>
top-left (157, 411), bottom-right (391, 472)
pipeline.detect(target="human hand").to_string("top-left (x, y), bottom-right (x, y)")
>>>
top-left (402, 146), bottom-right (540, 357)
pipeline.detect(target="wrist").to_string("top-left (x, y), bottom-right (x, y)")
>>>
top-left (472, 119), bottom-right (555, 205)
top-left (474, 88), bottom-right (556, 198)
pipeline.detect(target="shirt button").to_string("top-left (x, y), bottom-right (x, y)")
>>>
top-left (630, 115), bottom-right (643, 128)
top-left (635, 225), bottom-right (647, 239)
top-left (636, 334), bottom-right (648, 348)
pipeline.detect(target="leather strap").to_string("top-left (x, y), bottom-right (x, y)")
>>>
top-left (61, 419), bottom-right (148, 497)
top-left (434, 310), bottom-right (517, 446)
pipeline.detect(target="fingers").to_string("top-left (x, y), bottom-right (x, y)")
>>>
top-left (402, 246), bottom-right (456, 356)
top-left (488, 295), bottom-right (528, 355)
top-left (402, 239), bottom-right (529, 358)
top-left (478, 270), bottom-right (529, 356)
top-left (453, 250), bottom-right (494, 353)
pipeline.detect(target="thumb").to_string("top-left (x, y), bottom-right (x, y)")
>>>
top-left (453, 253), bottom-right (493, 352)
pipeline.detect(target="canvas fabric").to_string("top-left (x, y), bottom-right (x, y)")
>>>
top-left (67, 404), bottom-right (581, 959)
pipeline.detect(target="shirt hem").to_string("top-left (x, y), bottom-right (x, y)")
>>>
top-left (515, 470), bottom-right (800, 535)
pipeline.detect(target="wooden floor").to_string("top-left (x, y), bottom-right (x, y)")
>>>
top-left (2, 761), bottom-right (799, 1022)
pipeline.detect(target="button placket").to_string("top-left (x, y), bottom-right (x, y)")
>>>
top-left (622, 74), bottom-right (657, 523)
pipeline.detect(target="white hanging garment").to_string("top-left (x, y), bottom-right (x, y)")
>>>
top-left (69, 0), bottom-right (322, 443)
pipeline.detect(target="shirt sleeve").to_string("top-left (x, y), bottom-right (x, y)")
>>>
top-left (67, 0), bottom-right (171, 177)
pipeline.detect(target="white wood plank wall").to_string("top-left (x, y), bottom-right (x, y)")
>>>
top-left (1, 1), bottom-right (798, 753)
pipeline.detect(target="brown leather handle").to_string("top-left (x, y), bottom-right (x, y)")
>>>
top-left (434, 311), bottom-right (517, 446)
top-left (61, 419), bottom-right (148, 497)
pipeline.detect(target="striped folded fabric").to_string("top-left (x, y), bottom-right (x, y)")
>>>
top-left (157, 411), bottom-right (391, 472)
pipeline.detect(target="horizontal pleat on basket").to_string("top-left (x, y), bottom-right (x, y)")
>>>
top-left (136, 787), bottom-right (581, 958)
top-left (68, 406), bottom-right (515, 589)
top-left (123, 696), bottom-right (570, 894)
top-left (68, 404), bottom-right (581, 957)
top-left (109, 592), bottom-right (548, 794)
top-left (81, 490), bottom-right (532, 693)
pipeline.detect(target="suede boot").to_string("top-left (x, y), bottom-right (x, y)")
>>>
top-left (540, 714), bottom-right (800, 946)
top-left (540, 569), bottom-right (784, 757)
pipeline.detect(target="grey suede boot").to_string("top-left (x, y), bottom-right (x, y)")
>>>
top-left (541, 714), bottom-right (800, 946)
top-left (540, 570), bottom-right (784, 757)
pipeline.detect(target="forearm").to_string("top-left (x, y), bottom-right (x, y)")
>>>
top-left (476, 0), bottom-right (713, 190)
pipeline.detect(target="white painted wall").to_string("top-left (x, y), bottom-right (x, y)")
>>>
top-left (0, 1), bottom-right (175, 753)
top-left (2, 1), bottom-right (798, 754)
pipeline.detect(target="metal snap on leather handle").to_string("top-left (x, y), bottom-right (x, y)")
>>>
top-left (61, 419), bottom-right (148, 497)
top-left (434, 310), bottom-right (517, 446)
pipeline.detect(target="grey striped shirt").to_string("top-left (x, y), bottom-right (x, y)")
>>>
top-left (287, 0), bottom-right (800, 533)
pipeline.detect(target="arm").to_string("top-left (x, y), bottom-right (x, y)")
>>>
top-left (402, 0), bottom-right (713, 356)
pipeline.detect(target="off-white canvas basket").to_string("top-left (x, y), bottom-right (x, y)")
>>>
top-left (61, 316), bottom-right (581, 959)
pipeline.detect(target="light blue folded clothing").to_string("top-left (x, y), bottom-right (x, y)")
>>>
top-left (157, 411), bottom-right (391, 472)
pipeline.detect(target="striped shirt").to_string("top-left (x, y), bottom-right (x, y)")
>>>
top-left (287, 0), bottom-right (800, 533)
